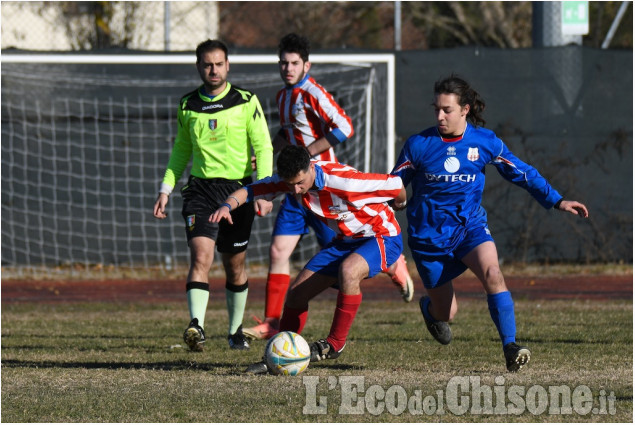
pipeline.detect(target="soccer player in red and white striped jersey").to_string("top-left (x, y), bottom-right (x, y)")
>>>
top-left (211, 145), bottom-right (408, 372)
top-left (276, 68), bottom-right (353, 162)
top-left (244, 34), bottom-right (413, 341)
top-left (249, 160), bottom-right (403, 239)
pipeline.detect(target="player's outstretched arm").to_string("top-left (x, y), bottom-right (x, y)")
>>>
top-left (556, 200), bottom-right (589, 218)
top-left (209, 188), bottom-right (250, 225)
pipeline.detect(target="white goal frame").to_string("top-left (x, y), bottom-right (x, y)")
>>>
top-left (1, 52), bottom-right (396, 273)
top-left (1, 53), bottom-right (396, 171)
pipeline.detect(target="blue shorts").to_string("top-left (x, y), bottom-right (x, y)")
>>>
top-left (272, 193), bottom-right (336, 247)
top-left (305, 234), bottom-right (403, 279)
top-left (410, 221), bottom-right (494, 289)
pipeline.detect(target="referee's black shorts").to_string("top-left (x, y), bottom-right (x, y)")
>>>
top-left (180, 175), bottom-right (255, 254)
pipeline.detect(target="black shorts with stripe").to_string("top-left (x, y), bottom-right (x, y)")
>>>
top-left (180, 175), bottom-right (255, 253)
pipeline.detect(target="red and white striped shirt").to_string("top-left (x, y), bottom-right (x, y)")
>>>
top-left (247, 161), bottom-right (403, 240)
top-left (277, 74), bottom-right (354, 162)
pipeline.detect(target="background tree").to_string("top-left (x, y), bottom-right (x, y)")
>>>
top-left (218, 1), bottom-right (631, 50)
top-left (2, 1), bottom-right (632, 51)
top-left (587, 1), bottom-right (633, 48)
top-left (32, 1), bottom-right (143, 50)
top-left (218, 1), bottom-right (395, 49)
top-left (402, 2), bottom-right (532, 48)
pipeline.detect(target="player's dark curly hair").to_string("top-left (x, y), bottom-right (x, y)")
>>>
top-left (434, 74), bottom-right (486, 127)
top-left (196, 39), bottom-right (228, 63)
top-left (278, 33), bottom-right (310, 62)
top-left (277, 145), bottom-right (311, 180)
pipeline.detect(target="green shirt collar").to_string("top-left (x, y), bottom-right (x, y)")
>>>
top-left (199, 82), bottom-right (232, 101)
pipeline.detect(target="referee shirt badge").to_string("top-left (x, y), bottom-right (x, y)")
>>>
top-left (467, 147), bottom-right (480, 161)
top-left (208, 119), bottom-right (218, 130)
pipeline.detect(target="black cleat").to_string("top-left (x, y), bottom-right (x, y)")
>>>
top-left (504, 342), bottom-right (531, 372)
top-left (245, 360), bottom-right (270, 375)
top-left (310, 339), bottom-right (344, 362)
top-left (228, 325), bottom-right (250, 350)
top-left (419, 296), bottom-right (452, 345)
top-left (183, 318), bottom-right (206, 352)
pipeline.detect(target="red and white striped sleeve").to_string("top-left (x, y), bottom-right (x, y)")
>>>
top-left (302, 162), bottom-right (403, 238)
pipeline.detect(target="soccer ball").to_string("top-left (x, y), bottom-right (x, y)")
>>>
top-left (264, 331), bottom-right (311, 376)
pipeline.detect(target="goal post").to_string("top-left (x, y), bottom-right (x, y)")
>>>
top-left (1, 53), bottom-right (395, 276)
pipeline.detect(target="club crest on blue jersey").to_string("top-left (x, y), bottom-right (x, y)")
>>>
top-left (467, 147), bottom-right (480, 161)
top-left (208, 119), bottom-right (218, 130)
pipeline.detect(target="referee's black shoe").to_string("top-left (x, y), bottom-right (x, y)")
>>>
top-left (419, 296), bottom-right (452, 345)
top-left (228, 325), bottom-right (250, 350)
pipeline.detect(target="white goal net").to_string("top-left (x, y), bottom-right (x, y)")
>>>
top-left (1, 53), bottom-right (394, 277)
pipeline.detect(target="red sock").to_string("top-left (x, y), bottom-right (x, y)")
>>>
top-left (265, 274), bottom-right (290, 319)
top-left (327, 292), bottom-right (363, 352)
top-left (279, 306), bottom-right (309, 334)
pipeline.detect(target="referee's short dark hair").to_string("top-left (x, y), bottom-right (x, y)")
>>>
top-left (196, 39), bottom-right (228, 63)
top-left (277, 145), bottom-right (311, 180)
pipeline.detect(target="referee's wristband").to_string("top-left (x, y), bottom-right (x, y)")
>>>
top-left (220, 202), bottom-right (232, 211)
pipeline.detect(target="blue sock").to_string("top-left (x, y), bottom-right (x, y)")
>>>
top-left (487, 291), bottom-right (516, 347)
top-left (421, 296), bottom-right (434, 321)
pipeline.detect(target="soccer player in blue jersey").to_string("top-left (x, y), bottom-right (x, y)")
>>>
top-left (391, 75), bottom-right (589, 372)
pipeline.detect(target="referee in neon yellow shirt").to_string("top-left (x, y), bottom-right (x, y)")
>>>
top-left (153, 39), bottom-right (273, 352)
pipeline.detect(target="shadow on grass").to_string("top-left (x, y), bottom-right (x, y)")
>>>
top-left (1, 359), bottom-right (240, 372)
top-left (0, 333), bottom-right (159, 339)
top-left (307, 362), bottom-right (364, 371)
top-left (520, 337), bottom-right (622, 344)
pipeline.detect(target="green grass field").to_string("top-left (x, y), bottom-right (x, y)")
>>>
top-left (1, 297), bottom-right (632, 422)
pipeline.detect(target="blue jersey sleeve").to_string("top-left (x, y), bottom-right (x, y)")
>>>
top-left (491, 141), bottom-right (562, 209)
